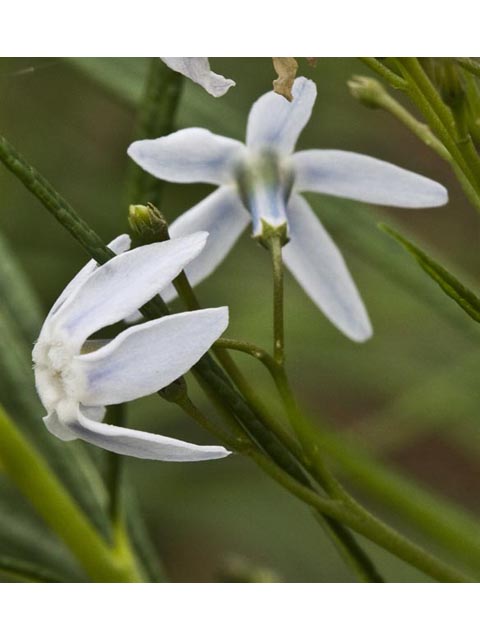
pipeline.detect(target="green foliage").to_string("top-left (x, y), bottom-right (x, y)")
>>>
top-left (380, 223), bottom-right (480, 325)
top-left (2, 57), bottom-right (480, 582)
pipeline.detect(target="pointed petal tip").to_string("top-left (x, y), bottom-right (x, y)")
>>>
top-left (127, 139), bottom-right (141, 160)
top-left (73, 407), bottom-right (231, 462)
top-left (347, 320), bottom-right (373, 343)
top-left (209, 78), bottom-right (236, 98)
top-left (435, 184), bottom-right (449, 207)
top-left (160, 57), bottom-right (235, 98)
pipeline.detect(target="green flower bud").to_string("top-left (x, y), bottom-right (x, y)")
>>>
top-left (128, 203), bottom-right (170, 244)
top-left (348, 76), bottom-right (387, 109)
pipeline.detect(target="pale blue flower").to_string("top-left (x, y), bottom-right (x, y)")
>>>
top-left (128, 77), bottom-right (448, 342)
top-left (161, 58), bottom-right (235, 97)
top-left (33, 233), bottom-right (230, 462)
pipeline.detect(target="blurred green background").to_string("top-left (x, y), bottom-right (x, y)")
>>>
top-left (1, 57), bottom-right (480, 582)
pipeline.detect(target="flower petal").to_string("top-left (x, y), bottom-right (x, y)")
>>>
top-left (47, 234), bottom-right (131, 320)
top-left (283, 195), bottom-right (372, 342)
top-left (44, 411), bottom-right (76, 441)
top-left (53, 233), bottom-right (208, 348)
top-left (161, 57), bottom-right (235, 97)
top-left (293, 150), bottom-right (448, 207)
top-left (128, 128), bottom-right (245, 186)
top-left (69, 407), bottom-right (231, 461)
top-left (246, 77), bottom-right (317, 154)
top-left (161, 187), bottom-right (250, 302)
top-left (76, 308), bottom-right (229, 406)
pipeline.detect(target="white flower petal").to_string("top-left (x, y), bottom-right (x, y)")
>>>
top-left (283, 195), bottom-right (372, 342)
top-left (53, 233), bottom-right (208, 348)
top-left (76, 308), bottom-right (229, 406)
top-left (47, 234), bottom-right (131, 320)
top-left (161, 187), bottom-right (250, 302)
top-left (161, 57), bottom-right (235, 97)
top-left (44, 411), bottom-right (76, 441)
top-left (293, 150), bottom-right (448, 207)
top-left (128, 128), bottom-right (245, 186)
top-left (71, 407), bottom-right (231, 461)
top-left (246, 77), bottom-right (317, 154)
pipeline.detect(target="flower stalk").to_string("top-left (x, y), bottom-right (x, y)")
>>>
top-left (268, 232), bottom-right (285, 366)
top-left (361, 58), bottom-right (480, 218)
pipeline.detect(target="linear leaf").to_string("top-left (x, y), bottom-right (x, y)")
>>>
top-left (0, 555), bottom-right (66, 582)
top-left (380, 223), bottom-right (480, 324)
top-left (0, 232), bottom-right (43, 343)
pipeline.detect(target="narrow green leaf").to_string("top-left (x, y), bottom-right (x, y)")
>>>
top-left (0, 555), bottom-right (66, 582)
top-left (380, 223), bottom-right (480, 324)
top-left (127, 58), bottom-right (183, 206)
top-left (0, 233), bottom-right (43, 343)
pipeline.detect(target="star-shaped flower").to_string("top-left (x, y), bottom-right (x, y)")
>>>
top-left (161, 58), bottom-right (235, 97)
top-left (128, 77), bottom-right (448, 342)
top-left (33, 233), bottom-right (230, 462)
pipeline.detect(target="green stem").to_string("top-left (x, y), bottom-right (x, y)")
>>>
top-left (269, 234), bottom-right (285, 366)
top-left (127, 58), bottom-right (183, 206)
top-left (218, 339), bottom-right (480, 579)
top-left (104, 404), bottom-right (126, 523)
top-left (315, 426), bottom-right (480, 576)
top-left (395, 58), bottom-right (480, 193)
top-left (358, 58), bottom-right (407, 89)
top-left (371, 85), bottom-right (451, 161)
top-left (226, 412), bottom-right (470, 582)
top-left (454, 58), bottom-right (480, 80)
top-left (176, 395), bottom-right (383, 582)
top-left (0, 404), bottom-right (142, 582)
top-left (0, 134), bottom-right (114, 264)
top-left (176, 279), bottom-right (383, 583)
top-left (245, 409), bottom-right (471, 582)
top-left (365, 81), bottom-right (480, 213)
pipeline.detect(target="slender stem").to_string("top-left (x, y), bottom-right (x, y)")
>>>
top-left (453, 58), bottom-right (480, 80)
top-left (176, 395), bottom-right (383, 581)
top-left (218, 338), bottom-right (480, 579)
top-left (252, 388), bottom-right (471, 582)
top-left (362, 57), bottom-right (480, 216)
top-left (311, 512), bottom-right (384, 583)
top-left (362, 81), bottom-right (480, 213)
top-left (0, 404), bottom-right (142, 582)
top-left (358, 58), bottom-right (407, 89)
top-left (395, 58), bottom-right (480, 192)
top-left (127, 58), bottom-right (183, 206)
top-left (177, 395), bottom-right (469, 582)
top-left (269, 235), bottom-right (285, 366)
top-left (176, 271), bottom-right (384, 582)
top-left (217, 341), bottom-right (480, 584)
top-left (372, 86), bottom-right (450, 161)
top-left (104, 404), bottom-right (126, 523)
top-left (0, 134), bottom-right (115, 264)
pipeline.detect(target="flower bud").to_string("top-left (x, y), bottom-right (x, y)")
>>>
top-left (348, 76), bottom-right (386, 109)
top-left (128, 203), bottom-right (170, 244)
